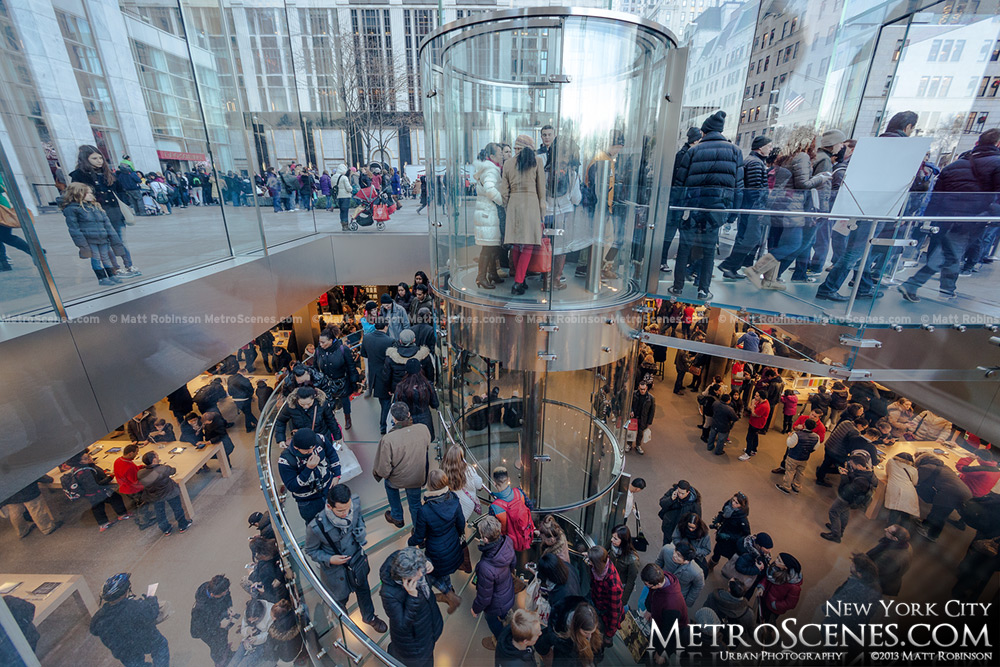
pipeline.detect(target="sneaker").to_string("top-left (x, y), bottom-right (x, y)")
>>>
top-left (666, 286), bottom-right (683, 297)
top-left (118, 514), bottom-right (132, 521)
top-left (792, 487), bottom-right (800, 494)
top-left (99, 523), bottom-right (114, 532)
top-left (771, 467), bottom-right (785, 474)
top-left (624, 444), bottom-right (632, 453)
top-left (660, 263), bottom-right (672, 273)
top-left (179, 520), bottom-right (192, 533)
top-left (819, 532), bottom-right (841, 543)
top-left (791, 276), bottom-right (817, 283)
top-left (163, 530), bottom-right (172, 536)
top-left (98, 277), bottom-right (116, 286)
top-left (939, 290), bottom-right (957, 299)
top-left (738, 453), bottom-right (751, 461)
top-left (897, 285), bottom-right (920, 302)
top-left (697, 290), bottom-right (713, 300)
top-left (775, 484), bottom-right (791, 494)
top-left (635, 446), bottom-right (645, 455)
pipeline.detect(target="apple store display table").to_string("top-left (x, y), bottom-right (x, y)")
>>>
top-left (0, 574), bottom-right (98, 623)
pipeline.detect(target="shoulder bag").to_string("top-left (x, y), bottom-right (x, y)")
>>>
top-left (632, 507), bottom-right (649, 552)
top-left (317, 521), bottom-right (370, 589)
top-left (114, 193), bottom-right (137, 226)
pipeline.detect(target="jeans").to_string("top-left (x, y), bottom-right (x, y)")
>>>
top-left (818, 221), bottom-right (876, 297)
top-left (339, 197), bottom-right (351, 225)
top-left (123, 492), bottom-right (156, 527)
top-left (486, 612), bottom-right (506, 639)
top-left (335, 575), bottom-right (377, 623)
top-left (828, 497), bottom-right (852, 537)
top-left (384, 480), bottom-right (422, 524)
top-left (234, 399), bottom-right (257, 431)
top-left (745, 425), bottom-right (763, 455)
top-left (815, 454), bottom-right (844, 483)
top-left (91, 492), bottom-right (129, 525)
top-left (809, 219), bottom-right (832, 272)
top-left (903, 228), bottom-right (973, 294)
top-left (790, 223), bottom-right (820, 281)
top-left (88, 242), bottom-right (115, 272)
top-left (659, 212), bottom-right (682, 265)
top-left (300, 192), bottom-right (313, 210)
top-left (259, 347), bottom-right (274, 372)
top-left (379, 398), bottom-right (391, 434)
top-left (427, 572), bottom-right (453, 594)
top-left (216, 434), bottom-right (235, 466)
top-left (706, 427), bottom-right (729, 454)
top-left (153, 495), bottom-right (189, 533)
top-left (339, 391), bottom-right (352, 416)
top-left (271, 193), bottom-right (282, 213)
top-left (672, 215), bottom-right (721, 293)
top-left (297, 496), bottom-right (327, 524)
top-left (280, 193), bottom-right (293, 211)
top-left (720, 214), bottom-right (765, 272)
top-left (770, 224), bottom-right (803, 271)
top-left (923, 502), bottom-right (955, 540)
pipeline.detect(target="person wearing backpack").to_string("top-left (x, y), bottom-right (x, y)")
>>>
top-left (62, 450), bottom-right (131, 532)
top-left (820, 453), bottom-right (877, 543)
top-left (489, 466), bottom-right (535, 552)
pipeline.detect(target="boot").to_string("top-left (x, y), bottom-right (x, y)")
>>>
top-left (345, 415), bottom-right (353, 430)
top-left (0, 258), bottom-right (12, 271)
top-left (437, 591), bottom-right (461, 614)
top-left (760, 261), bottom-right (787, 291)
top-left (742, 253), bottom-right (777, 289)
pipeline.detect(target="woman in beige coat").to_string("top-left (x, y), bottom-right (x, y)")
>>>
top-left (499, 134), bottom-right (545, 295)
top-left (884, 452), bottom-right (920, 527)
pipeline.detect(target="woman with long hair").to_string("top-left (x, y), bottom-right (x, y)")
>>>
top-left (70, 145), bottom-right (141, 276)
top-left (60, 182), bottom-right (130, 285)
top-left (473, 142), bottom-right (505, 288)
top-left (538, 514), bottom-right (570, 563)
top-left (608, 524), bottom-right (640, 606)
top-left (394, 282), bottom-right (413, 311)
top-left (408, 469), bottom-right (465, 614)
top-left (499, 134), bottom-right (546, 295)
top-left (549, 600), bottom-right (605, 666)
top-left (672, 512), bottom-right (712, 574)
top-left (441, 445), bottom-right (484, 521)
top-left (543, 138), bottom-right (583, 291)
top-left (392, 359), bottom-right (439, 438)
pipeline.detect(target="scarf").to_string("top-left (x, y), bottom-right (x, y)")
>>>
top-left (723, 503), bottom-right (737, 519)
top-left (325, 505), bottom-right (353, 530)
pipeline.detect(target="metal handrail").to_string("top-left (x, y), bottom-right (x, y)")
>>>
top-left (254, 392), bottom-right (400, 666)
top-left (669, 203), bottom-right (1000, 224)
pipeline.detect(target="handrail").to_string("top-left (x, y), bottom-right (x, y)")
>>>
top-left (669, 202), bottom-right (1000, 224)
top-left (254, 390), bottom-right (401, 666)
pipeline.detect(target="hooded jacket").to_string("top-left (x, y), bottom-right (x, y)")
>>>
top-left (704, 588), bottom-right (755, 633)
top-left (274, 390), bottom-right (342, 443)
top-left (126, 413), bottom-right (157, 443)
top-left (277, 430), bottom-right (341, 503)
top-left (381, 344), bottom-right (435, 396)
top-left (379, 551), bottom-right (443, 666)
top-left (334, 165), bottom-right (352, 199)
top-left (923, 143), bottom-right (1000, 221)
top-left (673, 130), bottom-right (744, 211)
top-left (472, 159), bottom-right (503, 247)
top-left (408, 488), bottom-right (466, 576)
top-left (866, 538), bottom-right (912, 596)
top-left (759, 566), bottom-right (802, 616)
top-left (190, 581), bottom-right (232, 644)
top-left (710, 504), bottom-right (751, 559)
top-left (137, 463), bottom-right (180, 503)
top-left (62, 203), bottom-right (125, 251)
top-left (90, 595), bottom-right (165, 663)
top-left (303, 494), bottom-right (367, 601)
top-left (373, 422), bottom-right (431, 489)
top-left (658, 484), bottom-right (702, 541)
top-left (646, 572), bottom-right (690, 627)
top-left (837, 464), bottom-right (876, 507)
top-left (472, 535), bottom-right (516, 616)
top-left (380, 302), bottom-right (411, 341)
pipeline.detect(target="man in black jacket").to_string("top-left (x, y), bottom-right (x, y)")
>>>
top-left (278, 428), bottom-right (341, 523)
top-left (227, 369), bottom-right (257, 432)
top-left (719, 135), bottom-right (770, 279)
top-left (658, 480), bottom-right (701, 545)
top-left (899, 127), bottom-right (1000, 301)
top-left (626, 380), bottom-right (655, 455)
top-left (362, 318), bottom-right (395, 433)
top-left (707, 393), bottom-right (738, 455)
top-left (201, 411), bottom-right (235, 467)
top-left (316, 326), bottom-right (360, 430)
top-left (256, 330), bottom-right (275, 372)
top-left (274, 386), bottom-right (342, 445)
top-left (661, 127), bottom-right (702, 273)
top-left (821, 454), bottom-right (876, 543)
top-left (193, 378), bottom-right (227, 416)
top-left (190, 575), bottom-right (235, 666)
top-left (668, 110), bottom-right (743, 300)
top-left (90, 574), bottom-right (169, 667)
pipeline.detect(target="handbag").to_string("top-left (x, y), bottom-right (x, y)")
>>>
top-left (0, 205), bottom-right (21, 228)
top-left (115, 193), bottom-right (137, 226)
top-left (334, 440), bottom-right (362, 483)
top-left (632, 508), bottom-right (648, 552)
top-left (372, 204), bottom-right (389, 221)
top-left (346, 548), bottom-right (371, 589)
top-left (526, 238), bottom-right (552, 273)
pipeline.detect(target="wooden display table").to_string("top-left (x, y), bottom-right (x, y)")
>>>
top-left (0, 574), bottom-right (98, 623)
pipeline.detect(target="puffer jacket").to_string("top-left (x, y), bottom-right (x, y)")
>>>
top-left (759, 567), bottom-right (802, 616)
top-left (315, 339), bottom-right (360, 385)
top-left (742, 151), bottom-right (768, 209)
top-left (273, 389), bottom-right (342, 443)
top-left (62, 203), bottom-right (124, 250)
top-left (924, 143), bottom-right (1000, 221)
top-left (673, 130), bottom-right (744, 210)
top-left (472, 160), bottom-right (502, 247)
top-left (380, 551), bottom-right (443, 666)
top-left (812, 148), bottom-right (836, 211)
top-left (137, 463), bottom-right (180, 503)
top-left (408, 488), bottom-right (466, 576)
top-left (472, 535), bottom-right (516, 616)
top-left (381, 345), bottom-right (435, 396)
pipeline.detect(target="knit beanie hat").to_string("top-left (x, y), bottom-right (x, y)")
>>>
top-left (820, 129), bottom-right (847, 148)
top-left (291, 428), bottom-right (316, 451)
top-left (686, 127), bottom-right (703, 144)
top-left (751, 135), bottom-right (772, 150)
top-left (380, 293), bottom-right (392, 304)
top-left (405, 358), bottom-right (421, 375)
top-left (756, 532), bottom-right (774, 549)
top-left (701, 110), bottom-right (726, 134)
top-left (514, 134), bottom-right (535, 152)
top-left (780, 552), bottom-right (801, 575)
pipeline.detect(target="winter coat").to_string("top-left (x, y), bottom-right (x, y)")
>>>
top-left (824, 420), bottom-right (859, 462)
top-left (759, 569), bottom-right (802, 617)
top-left (609, 546), bottom-right (641, 605)
top-left (303, 496), bottom-right (368, 601)
top-left (360, 330), bottom-right (394, 399)
top-left (227, 373), bottom-right (254, 401)
top-left (279, 365), bottom-right (334, 398)
top-left (409, 488), bottom-right (465, 576)
top-left (673, 130), bottom-right (744, 211)
top-left (884, 456), bottom-right (920, 516)
top-left (671, 525), bottom-right (712, 561)
top-left (646, 573), bottom-right (690, 627)
top-left (381, 345), bottom-right (435, 397)
top-left (315, 339), bottom-right (360, 385)
top-left (785, 430), bottom-right (820, 462)
top-left (866, 538), bottom-right (912, 596)
top-left (70, 167), bottom-right (126, 223)
top-left (90, 595), bottom-right (165, 664)
top-left (274, 390), bottom-right (342, 443)
top-left (826, 577), bottom-right (882, 630)
top-left (379, 551), bottom-right (443, 666)
top-left (452, 463), bottom-right (484, 521)
top-left (126, 413), bottom-right (157, 443)
top-left (500, 154), bottom-right (546, 246)
top-left (956, 456), bottom-right (1000, 497)
top-left (785, 151), bottom-right (826, 215)
top-left (193, 382), bottom-right (227, 412)
top-left (137, 463), bottom-right (180, 503)
top-left (658, 484), bottom-right (702, 540)
top-left (911, 411), bottom-right (952, 442)
top-left (408, 295), bottom-right (433, 322)
top-left (743, 151), bottom-right (768, 193)
top-left (924, 143), bottom-right (1000, 221)
top-left (837, 466), bottom-right (876, 507)
top-left (380, 302), bottom-right (411, 342)
top-left (410, 322), bottom-right (436, 351)
top-left (656, 543), bottom-right (705, 607)
top-left (277, 432), bottom-right (341, 503)
top-left (334, 166), bottom-right (352, 199)
top-left (472, 535), bottom-right (516, 616)
top-left (62, 203), bottom-right (124, 252)
top-left (916, 456), bottom-right (973, 510)
top-left (373, 423), bottom-right (431, 489)
top-left (473, 159), bottom-right (503, 246)
top-left (256, 383), bottom-right (274, 411)
top-left (711, 505), bottom-right (750, 559)
top-left (705, 588), bottom-right (755, 633)
top-left (319, 173), bottom-right (331, 196)
top-left (190, 581), bottom-right (232, 645)
top-left (632, 391), bottom-right (655, 432)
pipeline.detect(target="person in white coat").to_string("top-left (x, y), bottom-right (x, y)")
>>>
top-left (884, 452), bottom-right (920, 527)
top-left (442, 445), bottom-right (484, 521)
top-left (334, 164), bottom-right (354, 231)
top-left (544, 137), bottom-right (583, 290)
top-left (473, 143), bottom-right (505, 288)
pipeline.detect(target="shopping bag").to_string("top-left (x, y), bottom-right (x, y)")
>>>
top-left (115, 194), bottom-right (137, 226)
top-left (527, 238), bottom-right (552, 273)
top-left (627, 418), bottom-right (638, 432)
top-left (373, 204), bottom-right (389, 221)
top-left (334, 440), bottom-right (363, 482)
top-left (0, 205), bottom-right (21, 228)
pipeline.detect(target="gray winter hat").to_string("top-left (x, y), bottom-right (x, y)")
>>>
top-left (820, 129), bottom-right (847, 148)
top-left (398, 329), bottom-right (416, 345)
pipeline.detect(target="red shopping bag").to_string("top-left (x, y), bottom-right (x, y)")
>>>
top-left (373, 204), bottom-right (389, 221)
top-left (527, 238), bottom-right (552, 273)
top-left (387, 203), bottom-right (397, 215)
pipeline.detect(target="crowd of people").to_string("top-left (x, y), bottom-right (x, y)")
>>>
top-left (662, 111), bottom-right (1000, 303)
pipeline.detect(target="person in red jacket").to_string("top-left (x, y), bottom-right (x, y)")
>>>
top-left (113, 444), bottom-right (154, 529)
top-left (586, 545), bottom-right (623, 647)
top-left (956, 455), bottom-right (1000, 498)
top-left (740, 391), bottom-right (771, 461)
top-left (756, 553), bottom-right (802, 623)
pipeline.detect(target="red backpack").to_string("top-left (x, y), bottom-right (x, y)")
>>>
top-left (493, 487), bottom-right (535, 551)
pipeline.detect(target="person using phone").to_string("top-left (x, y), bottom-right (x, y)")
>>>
top-left (380, 547), bottom-right (443, 667)
top-left (278, 428), bottom-right (341, 523)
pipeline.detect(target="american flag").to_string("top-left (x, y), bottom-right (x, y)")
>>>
top-left (783, 94), bottom-right (805, 114)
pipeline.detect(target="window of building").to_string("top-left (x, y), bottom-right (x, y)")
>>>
top-left (928, 39), bottom-right (941, 61)
top-left (926, 76), bottom-right (940, 97)
top-left (916, 76), bottom-right (929, 97)
top-left (763, 56), bottom-right (769, 71)
top-left (884, 75), bottom-right (893, 96)
top-left (964, 111), bottom-right (988, 133)
top-left (939, 40), bottom-right (953, 61)
top-left (752, 83), bottom-right (758, 96)
top-left (978, 76), bottom-right (991, 96)
top-left (992, 40), bottom-right (1000, 61)
top-left (892, 39), bottom-right (905, 62)
top-left (781, 21), bottom-right (788, 39)
top-left (790, 17), bottom-right (797, 34)
top-left (990, 77), bottom-right (1000, 97)
top-left (792, 42), bottom-right (799, 59)
top-left (754, 106), bottom-right (760, 121)
top-left (952, 39), bottom-right (965, 61)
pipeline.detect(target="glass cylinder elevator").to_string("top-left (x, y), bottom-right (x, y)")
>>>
top-left (421, 8), bottom-right (684, 539)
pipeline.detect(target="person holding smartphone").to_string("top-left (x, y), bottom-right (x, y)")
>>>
top-left (277, 428), bottom-right (341, 523)
top-left (380, 547), bottom-right (443, 667)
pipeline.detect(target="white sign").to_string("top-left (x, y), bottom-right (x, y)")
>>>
top-left (830, 136), bottom-right (933, 219)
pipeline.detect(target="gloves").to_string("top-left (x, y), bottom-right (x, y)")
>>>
top-left (78, 247), bottom-right (92, 259)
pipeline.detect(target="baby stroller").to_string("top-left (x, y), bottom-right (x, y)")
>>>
top-left (349, 185), bottom-right (391, 231)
